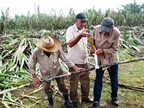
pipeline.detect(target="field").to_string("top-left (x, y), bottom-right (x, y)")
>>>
top-left (0, 3), bottom-right (144, 108)
top-left (0, 61), bottom-right (143, 108)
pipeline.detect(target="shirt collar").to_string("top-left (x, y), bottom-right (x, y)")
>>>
top-left (73, 24), bottom-right (79, 32)
top-left (40, 49), bottom-right (44, 55)
top-left (40, 49), bottom-right (54, 56)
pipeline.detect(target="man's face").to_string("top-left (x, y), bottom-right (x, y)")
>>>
top-left (101, 31), bottom-right (110, 36)
top-left (75, 19), bottom-right (86, 30)
top-left (101, 27), bottom-right (113, 36)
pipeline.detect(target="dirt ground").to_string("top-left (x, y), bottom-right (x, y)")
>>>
top-left (0, 62), bottom-right (144, 108)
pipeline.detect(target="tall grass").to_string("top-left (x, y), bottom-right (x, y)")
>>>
top-left (0, 6), bottom-right (144, 33)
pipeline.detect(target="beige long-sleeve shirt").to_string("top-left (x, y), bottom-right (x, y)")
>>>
top-left (29, 47), bottom-right (75, 80)
top-left (92, 25), bottom-right (121, 66)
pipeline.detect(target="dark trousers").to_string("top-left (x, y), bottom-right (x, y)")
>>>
top-left (69, 63), bottom-right (90, 102)
top-left (43, 71), bottom-right (68, 96)
top-left (94, 64), bottom-right (118, 102)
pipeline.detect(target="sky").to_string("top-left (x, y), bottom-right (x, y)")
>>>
top-left (0, 0), bottom-right (144, 17)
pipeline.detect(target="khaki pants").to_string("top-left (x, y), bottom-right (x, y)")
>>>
top-left (43, 71), bottom-right (68, 96)
top-left (70, 63), bottom-right (90, 102)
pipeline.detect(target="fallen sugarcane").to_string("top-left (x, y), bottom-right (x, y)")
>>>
top-left (0, 57), bottom-right (144, 95)
top-left (103, 75), bottom-right (144, 92)
top-left (104, 80), bottom-right (144, 92)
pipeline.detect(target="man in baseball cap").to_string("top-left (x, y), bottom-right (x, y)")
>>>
top-left (90, 17), bottom-right (120, 108)
top-left (66, 13), bottom-right (93, 107)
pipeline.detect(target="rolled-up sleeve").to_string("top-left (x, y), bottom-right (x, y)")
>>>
top-left (58, 47), bottom-right (75, 68)
top-left (29, 51), bottom-right (37, 74)
top-left (66, 27), bottom-right (74, 43)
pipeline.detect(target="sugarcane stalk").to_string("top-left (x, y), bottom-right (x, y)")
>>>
top-left (0, 101), bottom-right (27, 107)
top-left (103, 81), bottom-right (144, 92)
top-left (118, 83), bottom-right (144, 92)
top-left (0, 57), bottom-right (144, 95)
top-left (0, 35), bottom-right (41, 39)
top-left (100, 57), bottom-right (144, 68)
top-left (103, 75), bottom-right (144, 92)
top-left (0, 74), bottom-right (72, 95)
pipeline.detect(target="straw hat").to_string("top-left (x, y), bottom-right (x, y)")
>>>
top-left (37, 35), bottom-right (61, 53)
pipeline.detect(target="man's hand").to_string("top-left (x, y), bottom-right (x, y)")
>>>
top-left (90, 49), bottom-right (95, 53)
top-left (80, 29), bottom-right (90, 37)
top-left (79, 72), bottom-right (85, 76)
top-left (72, 66), bottom-right (84, 71)
top-left (96, 49), bottom-right (103, 55)
top-left (32, 74), bottom-right (40, 85)
top-left (67, 29), bottom-right (90, 47)
top-left (72, 66), bottom-right (85, 76)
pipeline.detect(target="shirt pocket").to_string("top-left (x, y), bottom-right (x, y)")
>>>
top-left (52, 55), bottom-right (58, 69)
top-left (53, 59), bottom-right (57, 66)
top-left (39, 62), bottom-right (48, 71)
top-left (95, 39), bottom-right (101, 48)
top-left (104, 40), bottom-right (114, 48)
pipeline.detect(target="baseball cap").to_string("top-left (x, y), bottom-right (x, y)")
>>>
top-left (101, 17), bottom-right (114, 32)
top-left (75, 13), bottom-right (88, 21)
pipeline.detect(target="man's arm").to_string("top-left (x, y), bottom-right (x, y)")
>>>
top-left (68, 33), bottom-right (82, 47)
top-left (95, 34), bottom-right (120, 57)
top-left (58, 48), bottom-right (84, 71)
top-left (67, 29), bottom-right (89, 47)
top-left (29, 51), bottom-right (40, 85)
top-left (103, 34), bottom-right (120, 55)
top-left (32, 74), bottom-right (40, 85)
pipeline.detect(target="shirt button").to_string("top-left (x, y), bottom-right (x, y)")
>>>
top-left (54, 66), bottom-right (56, 69)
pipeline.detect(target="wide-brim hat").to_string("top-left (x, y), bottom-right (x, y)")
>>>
top-left (37, 35), bottom-right (62, 53)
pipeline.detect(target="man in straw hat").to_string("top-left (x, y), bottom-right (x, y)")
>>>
top-left (66, 13), bottom-right (93, 107)
top-left (90, 17), bottom-right (120, 108)
top-left (29, 35), bottom-right (83, 108)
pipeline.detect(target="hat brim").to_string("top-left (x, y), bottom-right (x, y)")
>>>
top-left (101, 25), bottom-right (112, 32)
top-left (37, 37), bottom-right (62, 53)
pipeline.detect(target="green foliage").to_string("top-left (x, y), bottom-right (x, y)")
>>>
top-left (122, 3), bottom-right (142, 13)
top-left (119, 27), bottom-right (144, 52)
top-left (1, 3), bottom-right (144, 32)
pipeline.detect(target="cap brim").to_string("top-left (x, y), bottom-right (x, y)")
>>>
top-left (101, 25), bottom-right (112, 32)
top-left (80, 18), bottom-right (88, 21)
top-left (37, 37), bottom-right (62, 53)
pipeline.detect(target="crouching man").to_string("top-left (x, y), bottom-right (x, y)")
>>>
top-left (29, 35), bottom-right (83, 108)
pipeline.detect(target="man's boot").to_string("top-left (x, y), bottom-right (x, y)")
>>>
top-left (112, 97), bottom-right (119, 106)
top-left (91, 101), bottom-right (99, 108)
top-left (48, 95), bottom-right (54, 108)
top-left (63, 94), bottom-right (74, 108)
top-left (72, 102), bottom-right (80, 107)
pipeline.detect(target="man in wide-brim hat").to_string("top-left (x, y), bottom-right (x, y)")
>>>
top-left (29, 35), bottom-right (83, 108)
